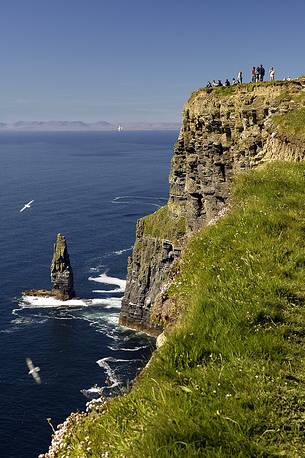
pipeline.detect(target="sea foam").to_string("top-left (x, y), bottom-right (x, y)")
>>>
top-left (19, 295), bottom-right (122, 309)
top-left (96, 357), bottom-right (121, 388)
top-left (89, 272), bottom-right (126, 293)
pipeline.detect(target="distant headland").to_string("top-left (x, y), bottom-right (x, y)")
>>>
top-left (0, 121), bottom-right (180, 131)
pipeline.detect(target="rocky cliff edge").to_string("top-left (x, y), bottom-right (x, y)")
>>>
top-left (120, 78), bottom-right (305, 333)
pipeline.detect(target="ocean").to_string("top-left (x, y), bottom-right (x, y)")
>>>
top-left (0, 130), bottom-right (177, 458)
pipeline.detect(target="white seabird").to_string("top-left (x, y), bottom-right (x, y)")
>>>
top-left (20, 200), bottom-right (34, 213)
top-left (26, 357), bottom-right (41, 384)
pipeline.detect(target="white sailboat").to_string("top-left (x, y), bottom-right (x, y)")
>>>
top-left (117, 124), bottom-right (123, 132)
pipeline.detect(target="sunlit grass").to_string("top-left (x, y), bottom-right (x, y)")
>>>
top-left (141, 205), bottom-right (186, 243)
top-left (188, 79), bottom-right (294, 103)
top-left (52, 162), bottom-right (305, 457)
top-left (273, 107), bottom-right (305, 140)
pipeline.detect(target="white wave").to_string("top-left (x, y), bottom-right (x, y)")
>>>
top-left (75, 313), bottom-right (119, 331)
top-left (94, 246), bottom-right (132, 262)
top-left (113, 246), bottom-right (133, 256)
top-left (86, 386), bottom-right (103, 394)
top-left (111, 197), bottom-right (164, 208)
top-left (19, 295), bottom-right (122, 309)
top-left (91, 297), bottom-right (122, 309)
top-left (80, 386), bottom-right (104, 399)
top-left (108, 345), bottom-right (149, 352)
top-left (112, 195), bottom-right (166, 202)
top-left (101, 356), bottom-right (137, 363)
top-left (89, 273), bottom-right (126, 293)
top-left (20, 296), bottom-right (89, 307)
top-left (92, 289), bottom-right (122, 294)
top-left (0, 325), bottom-right (25, 334)
top-left (105, 332), bottom-right (121, 341)
top-left (90, 314), bottom-right (119, 326)
top-left (96, 358), bottom-right (121, 388)
top-left (12, 315), bottom-right (48, 325)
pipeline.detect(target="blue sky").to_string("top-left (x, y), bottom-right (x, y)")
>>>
top-left (0, 0), bottom-right (304, 122)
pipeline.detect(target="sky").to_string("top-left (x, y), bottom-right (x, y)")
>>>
top-left (0, 0), bottom-right (304, 122)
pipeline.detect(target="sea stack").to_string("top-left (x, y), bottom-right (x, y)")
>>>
top-left (23, 233), bottom-right (75, 300)
top-left (50, 233), bottom-right (75, 300)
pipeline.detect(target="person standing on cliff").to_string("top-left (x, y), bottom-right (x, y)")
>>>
top-left (251, 66), bottom-right (256, 82)
top-left (237, 71), bottom-right (243, 84)
top-left (259, 64), bottom-right (265, 81)
top-left (269, 66), bottom-right (275, 81)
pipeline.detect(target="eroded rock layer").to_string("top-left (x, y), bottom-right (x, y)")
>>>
top-left (120, 79), bottom-right (305, 333)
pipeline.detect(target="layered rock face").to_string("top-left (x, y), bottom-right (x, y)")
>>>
top-left (120, 217), bottom-right (182, 334)
top-left (169, 79), bottom-right (305, 231)
top-left (51, 233), bottom-right (75, 300)
top-left (120, 79), bottom-right (305, 333)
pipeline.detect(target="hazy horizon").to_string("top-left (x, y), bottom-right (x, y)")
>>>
top-left (0, 119), bottom-right (181, 131)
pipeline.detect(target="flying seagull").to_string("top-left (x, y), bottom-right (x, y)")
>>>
top-left (26, 357), bottom-right (41, 384)
top-left (20, 200), bottom-right (34, 213)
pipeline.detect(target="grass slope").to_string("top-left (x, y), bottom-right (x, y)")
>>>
top-left (54, 162), bottom-right (305, 457)
top-left (141, 205), bottom-right (186, 242)
top-left (273, 107), bottom-right (305, 141)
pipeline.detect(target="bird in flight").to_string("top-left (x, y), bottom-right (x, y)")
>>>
top-left (26, 357), bottom-right (41, 384)
top-left (20, 200), bottom-right (34, 213)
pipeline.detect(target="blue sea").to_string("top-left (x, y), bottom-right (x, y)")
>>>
top-left (0, 131), bottom-right (177, 458)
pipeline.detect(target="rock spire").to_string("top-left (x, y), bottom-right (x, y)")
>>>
top-left (51, 234), bottom-right (75, 300)
top-left (23, 233), bottom-right (75, 301)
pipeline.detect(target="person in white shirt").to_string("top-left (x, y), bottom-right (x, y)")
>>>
top-left (269, 66), bottom-right (275, 81)
top-left (237, 71), bottom-right (243, 84)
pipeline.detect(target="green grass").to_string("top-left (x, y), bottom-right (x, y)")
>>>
top-left (188, 80), bottom-right (293, 104)
top-left (141, 205), bottom-right (186, 243)
top-left (273, 107), bottom-right (305, 140)
top-left (52, 162), bottom-right (305, 457)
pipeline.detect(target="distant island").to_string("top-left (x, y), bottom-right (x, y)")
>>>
top-left (0, 121), bottom-right (180, 131)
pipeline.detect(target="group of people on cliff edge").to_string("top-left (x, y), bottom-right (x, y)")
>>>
top-left (206, 65), bottom-right (276, 88)
top-left (251, 65), bottom-right (273, 82)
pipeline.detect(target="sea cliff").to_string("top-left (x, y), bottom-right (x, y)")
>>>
top-left (43, 79), bottom-right (305, 457)
top-left (120, 78), bottom-right (305, 333)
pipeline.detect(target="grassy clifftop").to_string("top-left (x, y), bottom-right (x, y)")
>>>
top-left (47, 162), bottom-right (305, 457)
top-left (188, 77), bottom-right (305, 103)
top-left (140, 205), bottom-right (186, 243)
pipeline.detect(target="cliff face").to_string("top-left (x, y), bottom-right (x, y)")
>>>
top-left (120, 79), bottom-right (305, 333)
top-left (51, 233), bottom-right (75, 300)
top-left (120, 213), bottom-right (184, 334)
